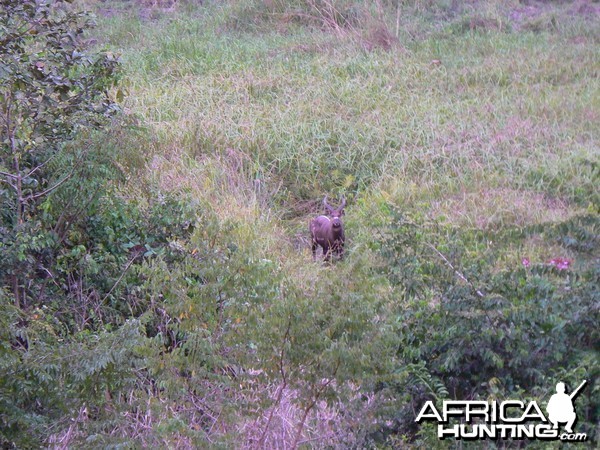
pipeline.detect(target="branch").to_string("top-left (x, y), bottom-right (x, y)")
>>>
top-left (23, 140), bottom-right (91, 202)
top-left (291, 359), bottom-right (340, 449)
top-left (257, 318), bottom-right (291, 448)
top-left (426, 243), bottom-right (485, 298)
top-left (0, 169), bottom-right (18, 180)
top-left (0, 173), bottom-right (17, 191)
top-left (100, 253), bottom-right (141, 305)
top-left (25, 152), bottom-right (59, 178)
top-left (24, 168), bottom-right (74, 201)
top-left (1, 96), bottom-right (18, 194)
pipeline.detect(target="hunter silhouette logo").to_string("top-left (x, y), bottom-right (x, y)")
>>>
top-left (547, 380), bottom-right (586, 434)
top-left (415, 380), bottom-right (588, 442)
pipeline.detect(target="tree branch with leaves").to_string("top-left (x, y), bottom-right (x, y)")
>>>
top-left (0, 0), bottom-right (120, 305)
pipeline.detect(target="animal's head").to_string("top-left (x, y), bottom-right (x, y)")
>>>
top-left (324, 196), bottom-right (346, 229)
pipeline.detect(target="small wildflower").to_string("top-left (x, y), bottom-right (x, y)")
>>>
top-left (549, 257), bottom-right (571, 270)
top-left (522, 257), bottom-right (530, 268)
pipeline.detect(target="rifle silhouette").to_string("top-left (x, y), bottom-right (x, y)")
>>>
top-left (569, 380), bottom-right (587, 400)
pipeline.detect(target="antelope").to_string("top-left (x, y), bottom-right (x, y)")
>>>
top-left (310, 196), bottom-right (346, 261)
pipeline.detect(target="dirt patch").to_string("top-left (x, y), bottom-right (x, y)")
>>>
top-left (362, 23), bottom-right (399, 52)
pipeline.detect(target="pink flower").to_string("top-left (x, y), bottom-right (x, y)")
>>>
top-left (549, 257), bottom-right (571, 270)
top-left (522, 257), bottom-right (530, 268)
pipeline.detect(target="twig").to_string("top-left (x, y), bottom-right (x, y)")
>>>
top-left (25, 152), bottom-right (60, 178)
top-left (0, 169), bottom-right (18, 179)
top-left (24, 169), bottom-right (74, 201)
top-left (396, 2), bottom-right (401, 38)
top-left (426, 243), bottom-right (485, 298)
top-left (0, 175), bottom-right (17, 191)
top-left (100, 253), bottom-right (141, 304)
top-left (291, 359), bottom-right (340, 450)
top-left (257, 318), bottom-right (291, 449)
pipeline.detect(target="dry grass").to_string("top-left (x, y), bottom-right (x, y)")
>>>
top-left (236, 382), bottom-right (382, 449)
top-left (428, 187), bottom-right (577, 230)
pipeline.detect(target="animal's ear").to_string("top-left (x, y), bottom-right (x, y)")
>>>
top-left (323, 196), bottom-right (333, 213)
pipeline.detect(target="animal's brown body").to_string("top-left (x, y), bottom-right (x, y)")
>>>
top-left (309, 196), bottom-right (346, 261)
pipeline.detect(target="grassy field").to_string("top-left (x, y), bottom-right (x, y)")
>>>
top-left (96, 0), bottom-right (598, 241)
top-left (7, 0), bottom-right (597, 447)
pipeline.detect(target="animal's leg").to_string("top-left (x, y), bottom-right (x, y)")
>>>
top-left (323, 245), bottom-right (331, 262)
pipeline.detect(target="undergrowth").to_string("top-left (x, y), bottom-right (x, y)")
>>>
top-left (1, 0), bottom-right (598, 448)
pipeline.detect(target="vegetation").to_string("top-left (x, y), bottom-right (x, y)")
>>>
top-left (1, 0), bottom-right (598, 448)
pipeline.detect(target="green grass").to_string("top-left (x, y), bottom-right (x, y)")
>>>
top-left (83, 1), bottom-right (598, 444)
top-left (87, 1), bottom-right (598, 279)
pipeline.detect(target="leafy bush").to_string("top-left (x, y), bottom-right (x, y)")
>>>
top-left (0, 2), bottom-right (199, 445)
top-left (378, 208), bottom-right (599, 444)
top-left (0, 0), bottom-right (120, 307)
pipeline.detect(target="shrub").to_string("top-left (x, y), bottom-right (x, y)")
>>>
top-left (0, 0), bottom-right (120, 307)
top-left (378, 208), bottom-right (599, 444)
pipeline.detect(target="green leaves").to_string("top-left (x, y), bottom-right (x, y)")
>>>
top-left (0, 3), bottom-right (130, 445)
top-left (378, 206), bottom-right (599, 443)
top-left (0, 0), bottom-right (121, 222)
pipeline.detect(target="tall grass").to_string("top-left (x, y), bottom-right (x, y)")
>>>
top-left (35, 1), bottom-right (597, 446)
top-left (85, 0), bottom-right (598, 267)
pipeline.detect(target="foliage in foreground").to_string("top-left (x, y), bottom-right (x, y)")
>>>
top-left (0, 0), bottom-right (120, 307)
top-left (379, 209), bottom-right (599, 445)
top-left (0, 0), bottom-right (599, 448)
